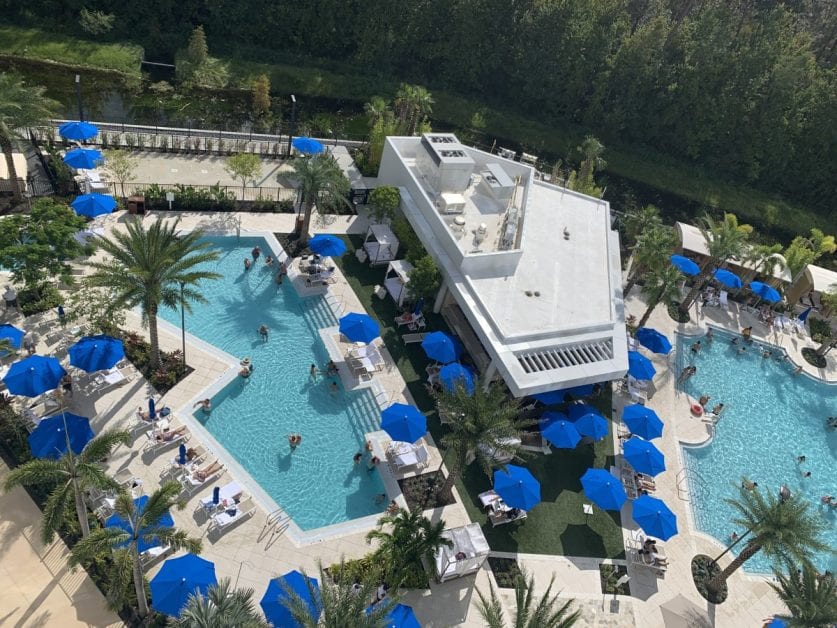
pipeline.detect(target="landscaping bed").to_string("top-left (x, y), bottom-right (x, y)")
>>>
top-left (398, 471), bottom-right (455, 511)
top-left (600, 563), bottom-right (630, 595)
top-left (121, 331), bottom-right (193, 394)
top-left (691, 554), bottom-right (728, 604)
top-left (801, 347), bottom-right (827, 368)
top-left (328, 554), bottom-right (430, 590)
top-left (668, 302), bottom-right (691, 323)
top-left (487, 556), bottom-right (523, 588)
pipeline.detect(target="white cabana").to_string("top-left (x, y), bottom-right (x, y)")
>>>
top-left (434, 523), bottom-right (489, 582)
top-left (384, 259), bottom-right (413, 307)
top-left (363, 224), bottom-right (399, 265)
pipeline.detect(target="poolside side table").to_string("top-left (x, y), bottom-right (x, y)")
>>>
top-left (582, 503), bottom-right (594, 521)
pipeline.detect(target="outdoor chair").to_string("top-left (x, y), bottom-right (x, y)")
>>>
top-left (478, 491), bottom-right (527, 527)
top-left (179, 461), bottom-right (224, 496)
top-left (719, 290), bottom-right (729, 311)
top-left (198, 480), bottom-right (243, 515)
top-left (209, 497), bottom-right (256, 534)
top-left (143, 429), bottom-right (190, 454)
top-left (160, 446), bottom-right (207, 478)
top-left (140, 545), bottom-right (173, 571)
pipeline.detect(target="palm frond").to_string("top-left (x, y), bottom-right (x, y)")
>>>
top-left (79, 429), bottom-right (130, 463)
top-left (3, 458), bottom-right (67, 491)
top-left (148, 527), bottom-right (202, 555)
top-left (70, 527), bottom-right (130, 567)
top-left (40, 478), bottom-right (75, 544)
top-left (475, 581), bottom-right (507, 628)
top-left (105, 548), bottom-right (137, 611)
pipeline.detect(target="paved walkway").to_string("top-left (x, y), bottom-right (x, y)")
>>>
top-left (0, 460), bottom-right (123, 628)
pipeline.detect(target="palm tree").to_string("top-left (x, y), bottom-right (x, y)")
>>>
top-left (175, 578), bottom-right (268, 628)
top-left (394, 83), bottom-right (416, 129)
top-left (394, 84), bottom-right (434, 135)
top-left (769, 563), bottom-right (837, 628)
top-left (433, 380), bottom-right (531, 499)
top-left (86, 218), bottom-right (221, 369)
top-left (624, 223), bottom-right (677, 294)
top-left (679, 213), bottom-right (753, 313)
top-left (281, 561), bottom-right (395, 627)
top-left (69, 480), bottom-right (202, 618)
top-left (636, 265), bottom-right (683, 328)
top-left (0, 73), bottom-right (59, 203)
top-left (619, 203), bottom-right (662, 250)
top-left (3, 428), bottom-right (129, 541)
top-left (363, 96), bottom-right (391, 129)
top-left (366, 507), bottom-right (452, 583)
top-left (740, 243), bottom-right (786, 286)
top-left (706, 485), bottom-right (829, 596)
top-left (288, 154), bottom-right (351, 245)
top-left (476, 570), bottom-right (580, 628)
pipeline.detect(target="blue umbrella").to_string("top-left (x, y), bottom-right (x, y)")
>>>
top-left (292, 137), bottom-right (325, 155)
top-left (380, 403), bottom-right (427, 443)
top-left (669, 254), bottom-right (700, 276)
top-left (412, 298), bottom-right (425, 316)
top-left (797, 307), bottom-right (812, 323)
top-left (382, 603), bottom-right (420, 628)
top-left (635, 328), bottom-right (672, 355)
top-left (421, 331), bottom-right (462, 364)
top-left (622, 405), bottom-right (664, 440)
top-left (261, 570), bottom-right (320, 628)
top-left (567, 404), bottom-right (609, 441)
top-left (63, 147), bottom-right (104, 170)
top-left (540, 412), bottom-right (581, 449)
top-left (713, 268), bottom-right (742, 290)
top-left (308, 234), bottom-right (346, 257)
top-left (28, 413), bottom-right (94, 459)
top-left (68, 335), bottom-right (125, 372)
top-left (59, 121), bottom-right (99, 141)
top-left (533, 384), bottom-right (596, 405)
top-left (623, 437), bottom-right (666, 476)
top-left (71, 193), bottom-right (117, 218)
top-left (339, 313), bottom-right (380, 343)
top-left (581, 468), bottom-right (627, 511)
top-left (148, 398), bottom-right (157, 421)
top-left (0, 324), bottom-right (25, 350)
top-left (493, 464), bottom-right (540, 511)
top-left (150, 553), bottom-right (217, 617)
top-left (627, 351), bottom-right (656, 381)
top-left (105, 495), bottom-right (175, 553)
top-left (439, 363), bottom-right (475, 394)
top-left (632, 494), bottom-right (678, 540)
top-left (3, 355), bottom-right (66, 397)
top-left (749, 281), bottom-right (781, 304)
top-left (766, 619), bottom-right (787, 628)
top-left (178, 443), bottom-right (187, 465)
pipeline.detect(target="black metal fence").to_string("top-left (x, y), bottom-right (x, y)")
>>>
top-left (114, 181), bottom-right (299, 204)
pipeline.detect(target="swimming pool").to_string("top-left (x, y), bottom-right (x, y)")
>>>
top-left (679, 329), bottom-right (836, 573)
top-left (158, 235), bottom-right (386, 531)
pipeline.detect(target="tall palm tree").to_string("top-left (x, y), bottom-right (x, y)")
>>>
top-left (394, 83), bottom-right (417, 129)
top-left (433, 380), bottom-right (531, 499)
top-left (3, 428), bottom-right (129, 541)
top-left (175, 578), bottom-right (268, 628)
top-left (69, 480), bottom-right (202, 618)
top-left (0, 73), bottom-right (59, 203)
top-left (405, 85), bottom-right (434, 135)
top-left (619, 203), bottom-right (662, 250)
top-left (363, 96), bottom-right (391, 129)
top-left (476, 570), bottom-right (580, 628)
top-left (281, 561), bottom-right (395, 627)
top-left (366, 507), bottom-right (452, 583)
top-left (707, 485), bottom-right (829, 595)
top-left (288, 154), bottom-right (351, 245)
top-left (769, 563), bottom-right (837, 628)
top-left (624, 223), bottom-right (677, 294)
top-left (740, 243), bottom-right (786, 286)
top-left (86, 218), bottom-right (221, 369)
top-left (679, 213), bottom-right (753, 313)
top-left (636, 265), bottom-right (683, 328)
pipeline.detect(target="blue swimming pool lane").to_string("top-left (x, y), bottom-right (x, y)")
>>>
top-left (158, 236), bottom-right (386, 530)
top-left (678, 328), bottom-right (836, 573)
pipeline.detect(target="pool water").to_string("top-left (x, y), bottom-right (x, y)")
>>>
top-left (158, 236), bottom-right (386, 530)
top-left (679, 329), bottom-right (836, 573)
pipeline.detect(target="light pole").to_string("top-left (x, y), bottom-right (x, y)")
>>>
top-left (74, 74), bottom-right (84, 122)
top-left (179, 281), bottom-right (186, 368)
top-left (286, 94), bottom-right (296, 157)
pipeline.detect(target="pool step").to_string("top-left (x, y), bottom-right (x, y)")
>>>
top-left (297, 297), bottom-right (338, 335)
top-left (344, 390), bottom-right (382, 435)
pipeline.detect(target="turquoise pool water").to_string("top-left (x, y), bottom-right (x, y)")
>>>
top-left (158, 236), bottom-right (386, 530)
top-left (679, 329), bottom-right (836, 573)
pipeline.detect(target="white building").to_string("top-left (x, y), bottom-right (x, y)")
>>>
top-left (377, 133), bottom-right (627, 398)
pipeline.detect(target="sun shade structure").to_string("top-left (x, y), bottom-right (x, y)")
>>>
top-left (58, 121), bottom-right (99, 141)
top-left (438, 362), bottom-right (475, 394)
top-left (748, 281), bottom-right (782, 303)
top-left (380, 403), bottom-right (427, 443)
top-left (3, 355), bottom-right (66, 397)
top-left (713, 268), bottom-right (742, 289)
top-left (381, 603), bottom-right (421, 628)
top-left (260, 570), bottom-right (320, 628)
top-left (433, 523), bottom-right (490, 582)
top-left (493, 464), bottom-right (541, 511)
top-left (669, 254), bottom-right (700, 276)
top-left (292, 137), bottom-right (325, 155)
top-left (635, 328), bottom-right (672, 355)
top-left (632, 494), bottom-right (678, 540)
top-left (421, 331), bottom-right (462, 364)
top-left (28, 413), bottom-right (94, 459)
top-left (622, 436), bottom-right (666, 476)
top-left (580, 468), bottom-right (627, 511)
top-left (622, 404), bottom-right (664, 440)
top-left (71, 193), bottom-right (116, 218)
top-left (627, 351), bottom-right (656, 381)
top-left (68, 335), bottom-right (125, 372)
top-left (150, 553), bottom-right (217, 617)
top-left (63, 147), bottom-right (104, 170)
top-left (308, 234), bottom-right (346, 257)
top-left (338, 312), bottom-right (380, 344)
top-left (105, 495), bottom-right (175, 553)
top-left (540, 412), bottom-right (581, 449)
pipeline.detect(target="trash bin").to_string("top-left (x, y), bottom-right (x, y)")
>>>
top-left (127, 195), bottom-right (145, 215)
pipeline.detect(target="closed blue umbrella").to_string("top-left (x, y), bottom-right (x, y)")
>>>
top-left (635, 328), bottom-right (672, 355)
top-left (383, 604), bottom-right (420, 628)
top-left (58, 121), bottom-right (99, 141)
top-left (412, 298), bottom-right (425, 316)
top-left (0, 324), bottom-right (25, 350)
top-left (69, 335), bottom-right (125, 372)
top-left (28, 413), bottom-right (94, 459)
top-left (178, 443), bottom-right (187, 465)
top-left (493, 464), bottom-right (540, 511)
top-left (421, 331), bottom-right (462, 364)
top-left (797, 307), bottom-right (812, 323)
top-left (439, 363), bottom-right (475, 395)
top-left (632, 494), bottom-right (678, 540)
top-left (339, 312), bottom-right (380, 343)
top-left (627, 351), bottom-right (656, 381)
top-left (623, 437), bottom-right (666, 476)
top-left (63, 147), bottom-right (103, 170)
top-left (261, 570), bottom-right (320, 628)
top-left (749, 281), bottom-right (781, 303)
top-left (308, 234), bottom-right (346, 257)
top-left (713, 268), bottom-right (742, 290)
top-left (622, 404), bottom-right (664, 440)
top-left (669, 254), bottom-right (700, 276)
top-left (533, 384), bottom-right (596, 405)
top-left (540, 412), bottom-right (581, 449)
top-left (567, 404), bottom-right (609, 441)
top-left (3, 355), bottom-right (66, 397)
top-left (292, 137), bottom-right (325, 155)
top-left (148, 398), bottom-right (157, 421)
top-left (380, 403), bottom-right (426, 443)
top-left (105, 495), bottom-right (174, 553)
top-left (71, 193), bottom-right (117, 218)
top-left (581, 468), bottom-right (627, 511)
top-left (150, 553), bottom-right (217, 617)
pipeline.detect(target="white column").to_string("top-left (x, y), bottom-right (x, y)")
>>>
top-left (482, 360), bottom-right (497, 390)
top-left (433, 279), bottom-right (448, 313)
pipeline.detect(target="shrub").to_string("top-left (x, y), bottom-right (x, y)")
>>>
top-left (18, 283), bottom-right (62, 315)
top-left (277, 198), bottom-right (295, 213)
top-left (368, 186), bottom-right (400, 223)
top-left (809, 317), bottom-right (832, 343)
top-left (136, 183), bottom-right (236, 212)
top-left (329, 554), bottom-right (428, 590)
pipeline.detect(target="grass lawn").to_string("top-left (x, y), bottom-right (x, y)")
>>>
top-left (325, 234), bottom-right (625, 559)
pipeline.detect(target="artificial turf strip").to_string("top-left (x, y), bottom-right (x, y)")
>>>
top-left (324, 233), bottom-right (625, 559)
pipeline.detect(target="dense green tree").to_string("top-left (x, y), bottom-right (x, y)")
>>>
top-left (476, 570), bottom-right (580, 628)
top-left (225, 153), bottom-right (263, 198)
top-left (368, 185), bottom-right (400, 224)
top-left (783, 229), bottom-right (837, 279)
top-left (251, 74), bottom-right (271, 119)
top-left (769, 563), bottom-right (837, 628)
top-left (636, 265), bottom-right (683, 328)
top-left (176, 578), bottom-right (268, 628)
top-left (406, 255), bottom-right (441, 302)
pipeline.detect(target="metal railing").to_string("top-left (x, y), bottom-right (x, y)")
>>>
top-left (111, 181), bottom-right (299, 205)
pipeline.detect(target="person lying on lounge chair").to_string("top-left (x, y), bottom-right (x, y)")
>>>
top-left (189, 461), bottom-right (223, 482)
top-left (154, 425), bottom-right (188, 442)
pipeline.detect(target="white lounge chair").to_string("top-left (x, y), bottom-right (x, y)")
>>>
top-left (209, 497), bottom-right (256, 534)
top-left (401, 333), bottom-right (429, 344)
top-left (477, 490), bottom-right (527, 526)
top-left (143, 429), bottom-right (190, 454)
top-left (389, 442), bottom-right (429, 471)
top-left (180, 461), bottom-right (224, 496)
top-left (719, 290), bottom-right (729, 311)
top-left (140, 545), bottom-right (172, 571)
top-left (160, 446), bottom-right (207, 478)
top-left (198, 481), bottom-right (243, 514)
